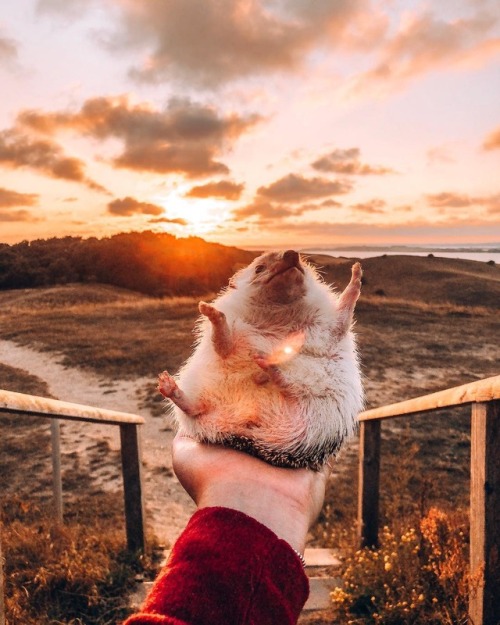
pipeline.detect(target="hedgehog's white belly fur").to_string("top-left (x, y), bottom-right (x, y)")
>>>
top-left (171, 321), bottom-right (362, 456)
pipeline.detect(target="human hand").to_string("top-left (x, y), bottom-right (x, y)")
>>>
top-left (172, 435), bottom-right (332, 555)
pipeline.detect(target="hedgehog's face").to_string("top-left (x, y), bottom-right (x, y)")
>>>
top-left (232, 250), bottom-right (308, 305)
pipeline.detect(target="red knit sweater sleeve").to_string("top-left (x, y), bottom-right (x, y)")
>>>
top-left (124, 507), bottom-right (309, 625)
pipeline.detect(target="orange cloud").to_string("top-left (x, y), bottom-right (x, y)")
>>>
top-left (89, 0), bottom-right (381, 88)
top-left (232, 195), bottom-right (344, 223)
top-left (426, 191), bottom-right (500, 212)
top-left (351, 199), bottom-right (386, 213)
top-left (0, 33), bottom-right (18, 66)
top-left (0, 129), bottom-right (107, 193)
top-left (312, 148), bottom-right (394, 175)
top-left (257, 173), bottom-right (352, 203)
top-left (348, 10), bottom-right (500, 96)
top-left (107, 196), bottom-right (165, 216)
top-left (426, 192), bottom-right (474, 208)
top-left (149, 216), bottom-right (188, 225)
top-left (232, 199), bottom-right (298, 222)
top-left (0, 209), bottom-right (37, 222)
top-left (19, 96), bottom-right (260, 178)
top-left (0, 187), bottom-right (38, 208)
top-left (185, 180), bottom-right (244, 200)
top-left (482, 126), bottom-right (500, 150)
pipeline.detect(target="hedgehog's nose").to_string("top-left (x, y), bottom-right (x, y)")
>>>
top-left (283, 250), bottom-right (300, 266)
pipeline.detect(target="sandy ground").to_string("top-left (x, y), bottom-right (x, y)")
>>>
top-left (0, 339), bottom-right (195, 546)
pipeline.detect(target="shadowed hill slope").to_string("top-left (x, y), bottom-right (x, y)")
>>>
top-left (309, 253), bottom-right (500, 309)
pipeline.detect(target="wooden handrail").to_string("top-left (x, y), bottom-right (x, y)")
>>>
top-left (0, 389), bottom-right (144, 425)
top-left (358, 374), bottom-right (500, 422)
top-left (0, 389), bottom-right (146, 552)
top-left (357, 375), bottom-right (500, 625)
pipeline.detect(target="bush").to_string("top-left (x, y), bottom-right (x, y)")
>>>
top-left (330, 508), bottom-right (471, 625)
top-left (2, 497), bottom-right (154, 625)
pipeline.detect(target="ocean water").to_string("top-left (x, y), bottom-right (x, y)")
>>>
top-left (302, 249), bottom-right (500, 264)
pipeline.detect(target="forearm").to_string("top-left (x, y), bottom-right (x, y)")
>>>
top-left (123, 507), bottom-right (309, 625)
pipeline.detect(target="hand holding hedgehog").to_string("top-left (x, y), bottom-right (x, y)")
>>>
top-left (158, 250), bottom-right (363, 470)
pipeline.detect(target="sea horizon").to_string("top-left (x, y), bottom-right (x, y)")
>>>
top-left (243, 243), bottom-right (500, 264)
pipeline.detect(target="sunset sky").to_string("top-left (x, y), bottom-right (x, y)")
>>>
top-left (1, 0), bottom-right (499, 248)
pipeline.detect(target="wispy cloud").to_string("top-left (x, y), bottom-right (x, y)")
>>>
top-left (426, 191), bottom-right (500, 212)
top-left (233, 199), bottom-right (302, 222)
top-left (0, 129), bottom-right (107, 192)
top-left (0, 32), bottom-right (19, 69)
top-left (19, 96), bottom-right (261, 178)
top-left (185, 180), bottom-right (244, 200)
top-left (0, 187), bottom-right (38, 208)
top-left (347, 10), bottom-right (500, 97)
top-left (311, 148), bottom-right (394, 175)
top-left (0, 186), bottom-right (39, 222)
top-left (107, 196), bottom-right (164, 216)
top-left (257, 173), bottom-right (352, 203)
top-left (351, 198), bottom-right (386, 213)
top-left (149, 216), bottom-right (188, 225)
top-left (482, 125), bottom-right (500, 150)
top-left (92, 0), bottom-right (381, 89)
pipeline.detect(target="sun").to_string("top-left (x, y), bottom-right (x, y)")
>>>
top-left (154, 188), bottom-right (232, 237)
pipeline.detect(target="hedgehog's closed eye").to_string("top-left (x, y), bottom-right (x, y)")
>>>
top-left (255, 265), bottom-right (265, 274)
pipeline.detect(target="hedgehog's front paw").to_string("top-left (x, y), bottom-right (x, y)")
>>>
top-left (157, 371), bottom-right (178, 398)
top-left (199, 301), bottom-right (225, 323)
top-left (351, 261), bottom-right (362, 284)
top-left (253, 351), bottom-right (271, 370)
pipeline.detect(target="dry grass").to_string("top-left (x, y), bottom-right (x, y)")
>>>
top-left (2, 495), bottom-right (156, 625)
top-left (0, 287), bottom-right (202, 379)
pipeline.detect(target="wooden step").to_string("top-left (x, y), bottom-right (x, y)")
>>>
top-left (304, 576), bottom-right (341, 611)
top-left (130, 576), bottom-right (340, 613)
top-left (304, 547), bottom-right (341, 568)
top-left (129, 547), bottom-right (342, 613)
top-left (156, 547), bottom-right (341, 569)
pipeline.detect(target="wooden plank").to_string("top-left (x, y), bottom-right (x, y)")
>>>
top-left (358, 420), bottom-right (381, 548)
top-left (0, 388), bottom-right (144, 425)
top-left (469, 400), bottom-right (500, 625)
top-left (120, 423), bottom-right (146, 553)
top-left (304, 548), bottom-right (341, 568)
top-left (359, 375), bottom-right (500, 422)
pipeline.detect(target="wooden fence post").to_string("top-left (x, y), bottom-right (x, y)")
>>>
top-left (358, 419), bottom-right (381, 548)
top-left (120, 423), bottom-right (146, 553)
top-left (50, 419), bottom-right (63, 523)
top-left (469, 400), bottom-right (500, 625)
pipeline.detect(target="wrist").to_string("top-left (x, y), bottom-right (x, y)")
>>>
top-left (198, 481), bottom-right (309, 554)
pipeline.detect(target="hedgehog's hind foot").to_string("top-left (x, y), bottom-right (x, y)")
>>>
top-left (157, 371), bottom-right (202, 418)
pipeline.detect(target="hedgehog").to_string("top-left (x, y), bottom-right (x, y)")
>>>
top-left (158, 250), bottom-right (363, 470)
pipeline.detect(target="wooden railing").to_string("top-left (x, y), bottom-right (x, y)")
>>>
top-left (357, 375), bottom-right (500, 625)
top-left (0, 389), bottom-right (146, 552)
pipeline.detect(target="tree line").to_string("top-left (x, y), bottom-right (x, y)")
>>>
top-left (0, 231), bottom-right (256, 296)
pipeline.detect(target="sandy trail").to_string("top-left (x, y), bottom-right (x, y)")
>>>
top-left (0, 339), bottom-right (194, 546)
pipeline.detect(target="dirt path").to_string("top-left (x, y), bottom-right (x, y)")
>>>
top-left (0, 339), bottom-right (194, 546)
